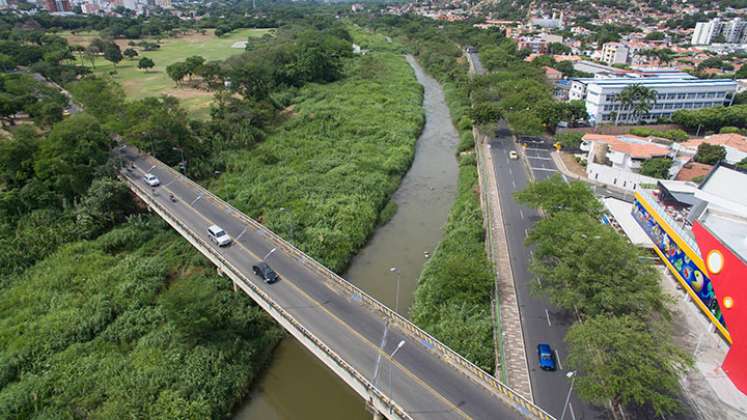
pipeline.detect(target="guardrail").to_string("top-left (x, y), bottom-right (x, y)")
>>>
top-left (120, 169), bottom-right (411, 420)
top-left (132, 149), bottom-right (554, 420)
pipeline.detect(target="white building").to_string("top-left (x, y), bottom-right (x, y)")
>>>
top-left (692, 19), bottom-right (721, 45)
top-left (601, 42), bottom-right (629, 66)
top-left (571, 77), bottom-right (737, 125)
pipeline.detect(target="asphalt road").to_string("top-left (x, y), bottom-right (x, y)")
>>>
top-left (119, 147), bottom-right (528, 420)
top-left (488, 122), bottom-right (601, 420)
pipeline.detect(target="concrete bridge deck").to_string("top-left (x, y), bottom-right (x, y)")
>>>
top-left (117, 145), bottom-right (552, 420)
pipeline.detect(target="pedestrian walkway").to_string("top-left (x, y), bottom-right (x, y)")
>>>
top-left (474, 128), bottom-right (533, 401)
top-left (660, 266), bottom-right (747, 419)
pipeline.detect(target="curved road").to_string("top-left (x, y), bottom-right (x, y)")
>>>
top-left (118, 146), bottom-right (541, 420)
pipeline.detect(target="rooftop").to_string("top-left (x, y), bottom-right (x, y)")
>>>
top-left (583, 133), bottom-right (672, 159)
top-left (681, 133), bottom-right (747, 154)
top-left (675, 161), bottom-right (713, 182)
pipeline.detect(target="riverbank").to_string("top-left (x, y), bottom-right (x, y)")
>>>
top-left (230, 31), bottom-right (434, 419)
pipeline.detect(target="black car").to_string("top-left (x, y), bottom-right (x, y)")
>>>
top-left (252, 262), bottom-right (280, 284)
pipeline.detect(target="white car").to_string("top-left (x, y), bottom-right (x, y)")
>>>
top-left (144, 173), bottom-right (160, 187)
top-left (509, 151), bottom-right (519, 160)
top-left (208, 225), bottom-right (232, 247)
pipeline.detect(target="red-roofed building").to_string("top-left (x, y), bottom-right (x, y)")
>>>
top-left (675, 161), bottom-right (713, 182)
top-left (675, 133), bottom-right (747, 164)
top-left (543, 66), bottom-right (562, 81)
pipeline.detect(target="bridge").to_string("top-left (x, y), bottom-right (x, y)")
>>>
top-left (117, 145), bottom-right (553, 420)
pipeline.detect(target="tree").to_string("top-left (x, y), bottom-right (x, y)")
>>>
top-left (103, 43), bottom-right (123, 69)
top-left (469, 102), bottom-right (501, 124)
top-left (640, 157), bottom-right (673, 178)
top-left (184, 55), bottom-right (206, 80)
top-left (166, 62), bottom-right (188, 86)
top-left (514, 175), bottom-right (602, 217)
top-left (123, 48), bottom-right (138, 60)
top-left (737, 157), bottom-right (747, 170)
top-left (547, 42), bottom-right (571, 55)
top-left (75, 177), bottom-right (136, 237)
top-left (616, 84), bottom-right (657, 125)
top-left (527, 212), bottom-right (666, 318)
top-left (0, 126), bottom-right (38, 188)
top-left (645, 31), bottom-right (666, 41)
top-left (567, 316), bottom-right (692, 417)
top-left (694, 143), bottom-right (726, 164)
top-left (34, 114), bottom-right (112, 203)
top-left (137, 57), bottom-right (155, 72)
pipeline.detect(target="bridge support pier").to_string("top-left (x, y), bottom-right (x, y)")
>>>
top-left (233, 281), bottom-right (238, 293)
top-left (372, 411), bottom-right (384, 420)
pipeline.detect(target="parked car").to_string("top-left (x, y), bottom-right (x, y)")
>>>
top-left (537, 343), bottom-right (556, 371)
top-left (144, 173), bottom-right (160, 186)
top-left (252, 262), bottom-right (280, 284)
top-left (207, 225), bottom-right (232, 247)
top-left (509, 150), bottom-right (519, 160)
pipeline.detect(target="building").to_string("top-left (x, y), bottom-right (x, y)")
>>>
top-left (43, 0), bottom-right (71, 12)
top-left (722, 18), bottom-right (747, 44)
top-left (543, 66), bottom-right (562, 82)
top-left (572, 77), bottom-right (737, 125)
top-left (632, 164), bottom-right (747, 394)
top-left (581, 133), bottom-right (674, 191)
top-left (601, 42), bottom-right (629, 66)
top-left (692, 19), bottom-right (721, 45)
top-left (675, 133), bottom-right (747, 164)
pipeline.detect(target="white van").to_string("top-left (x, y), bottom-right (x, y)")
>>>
top-left (208, 225), bottom-right (232, 247)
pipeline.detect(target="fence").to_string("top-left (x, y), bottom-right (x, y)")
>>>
top-left (131, 149), bottom-right (554, 420)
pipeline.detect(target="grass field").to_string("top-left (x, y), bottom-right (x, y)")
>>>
top-left (64, 28), bottom-right (273, 119)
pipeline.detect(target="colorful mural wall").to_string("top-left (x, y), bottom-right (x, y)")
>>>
top-left (632, 194), bottom-right (729, 339)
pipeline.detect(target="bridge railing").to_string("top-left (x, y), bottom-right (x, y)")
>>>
top-left (120, 168), bottom-right (412, 420)
top-left (136, 151), bottom-right (553, 420)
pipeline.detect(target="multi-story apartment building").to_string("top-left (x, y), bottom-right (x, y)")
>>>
top-left (692, 19), bottom-right (721, 45)
top-left (571, 77), bottom-right (737, 125)
top-left (601, 42), bottom-right (629, 66)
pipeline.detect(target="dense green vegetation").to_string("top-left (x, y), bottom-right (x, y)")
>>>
top-left (3, 14), bottom-right (419, 417)
top-left (516, 176), bottom-right (692, 416)
top-left (0, 219), bottom-right (282, 418)
top-left (640, 157), bottom-right (674, 178)
top-left (694, 143), bottom-right (727, 165)
top-left (629, 127), bottom-right (689, 142)
top-left (363, 16), bottom-right (496, 371)
top-left (215, 39), bottom-right (424, 273)
top-left (673, 104), bottom-right (747, 132)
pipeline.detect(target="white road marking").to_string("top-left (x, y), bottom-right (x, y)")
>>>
top-left (525, 147), bottom-right (547, 152)
top-left (512, 179), bottom-right (516, 189)
top-left (530, 167), bottom-right (558, 172)
top-left (519, 209), bottom-right (524, 219)
top-left (569, 403), bottom-right (576, 420)
top-left (528, 156), bottom-right (552, 161)
top-left (235, 226), bottom-right (248, 240)
top-left (190, 194), bottom-right (203, 205)
top-left (555, 349), bottom-right (562, 369)
top-left (525, 228), bottom-right (529, 239)
top-left (545, 309), bottom-right (552, 326)
top-left (508, 167), bottom-right (513, 176)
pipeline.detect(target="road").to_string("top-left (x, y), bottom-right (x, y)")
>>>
top-left (467, 51), bottom-right (599, 419)
top-left (489, 123), bottom-right (599, 420)
top-left (118, 146), bottom-right (538, 420)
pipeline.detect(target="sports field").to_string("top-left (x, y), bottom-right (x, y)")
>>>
top-left (64, 28), bottom-right (273, 118)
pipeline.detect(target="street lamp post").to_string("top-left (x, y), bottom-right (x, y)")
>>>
top-left (172, 146), bottom-right (186, 173)
top-left (388, 340), bottom-right (405, 398)
top-left (389, 267), bottom-right (400, 315)
top-left (263, 247), bottom-right (277, 262)
top-left (561, 371), bottom-right (576, 420)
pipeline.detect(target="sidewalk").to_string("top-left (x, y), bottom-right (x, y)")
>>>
top-left (660, 266), bottom-right (747, 419)
top-left (473, 128), bottom-right (533, 401)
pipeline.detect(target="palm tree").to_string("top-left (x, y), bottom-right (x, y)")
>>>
top-left (615, 84), bottom-right (657, 125)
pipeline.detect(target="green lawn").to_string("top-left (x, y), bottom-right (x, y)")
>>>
top-left (66, 29), bottom-right (273, 118)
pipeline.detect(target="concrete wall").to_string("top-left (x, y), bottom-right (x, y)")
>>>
top-left (586, 162), bottom-right (659, 191)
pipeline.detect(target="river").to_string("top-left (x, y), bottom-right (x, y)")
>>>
top-left (233, 55), bottom-right (460, 420)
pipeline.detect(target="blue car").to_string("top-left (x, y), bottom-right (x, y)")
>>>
top-left (537, 343), bottom-right (556, 371)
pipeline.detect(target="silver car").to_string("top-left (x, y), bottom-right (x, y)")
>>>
top-left (208, 225), bottom-right (232, 247)
top-left (143, 173), bottom-right (160, 187)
